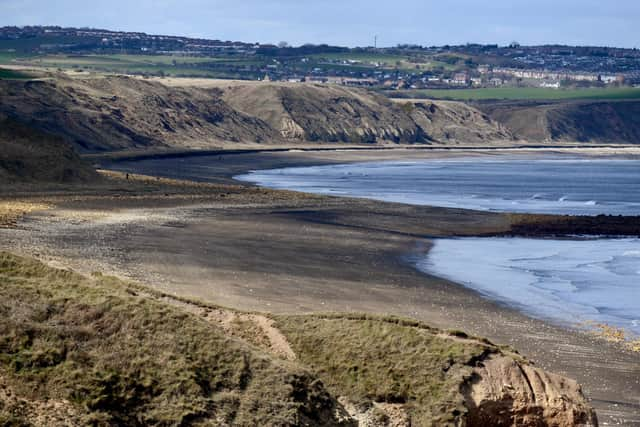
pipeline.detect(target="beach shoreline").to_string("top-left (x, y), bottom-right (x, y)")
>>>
top-left (2, 147), bottom-right (639, 424)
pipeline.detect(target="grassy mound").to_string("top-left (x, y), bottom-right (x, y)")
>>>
top-left (0, 252), bottom-right (348, 426)
top-left (274, 314), bottom-right (497, 425)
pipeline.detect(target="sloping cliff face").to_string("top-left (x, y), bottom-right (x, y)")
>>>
top-left (478, 100), bottom-right (640, 143)
top-left (464, 355), bottom-right (598, 427)
top-left (0, 76), bottom-right (512, 152)
top-left (0, 116), bottom-right (98, 183)
top-left (407, 99), bottom-right (514, 143)
top-left (222, 83), bottom-right (514, 144)
top-left (223, 83), bottom-right (425, 143)
top-left (0, 76), bottom-right (279, 152)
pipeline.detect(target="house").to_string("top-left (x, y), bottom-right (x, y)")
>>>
top-left (452, 72), bottom-right (469, 85)
top-left (599, 75), bottom-right (618, 84)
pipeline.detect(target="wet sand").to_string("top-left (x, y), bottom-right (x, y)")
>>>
top-left (2, 149), bottom-right (639, 425)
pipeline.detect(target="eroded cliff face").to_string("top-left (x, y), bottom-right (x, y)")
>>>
top-left (478, 100), bottom-right (640, 143)
top-left (464, 355), bottom-right (598, 427)
top-left (0, 116), bottom-right (98, 183)
top-left (0, 76), bottom-right (279, 152)
top-left (222, 83), bottom-right (514, 144)
top-left (408, 100), bottom-right (514, 143)
top-left (223, 83), bottom-right (425, 143)
top-left (1, 75), bottom-right (514, 152)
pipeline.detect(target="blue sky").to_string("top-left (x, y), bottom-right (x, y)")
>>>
top-left (1, 0), bottom-right (638, 48)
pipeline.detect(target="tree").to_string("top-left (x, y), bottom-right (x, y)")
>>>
top-left (278, 41), bottom-right (289, 48)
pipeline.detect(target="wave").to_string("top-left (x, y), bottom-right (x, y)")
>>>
top-left (235, 157), bottom-right (640, 216)
top-left (420, 237), bottom-right (640, 336)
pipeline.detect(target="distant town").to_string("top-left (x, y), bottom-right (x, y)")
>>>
top-left (2, 26), bottom-right (640, 89)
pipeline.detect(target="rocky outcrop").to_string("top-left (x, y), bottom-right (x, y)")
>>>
top-left (464, 355), bottom-right (598, 426)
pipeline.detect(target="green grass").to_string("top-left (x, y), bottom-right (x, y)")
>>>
top-left (310, 52), bottom-right (408, 64)
top-left (0, 52), bottom-right (34, 65)
top-left (0, 68), bottom-right (31, 80)
top-left (18, 54), bottom-right (266, 79)
top-left (308, 52), bottom-right (455, 72)
top-left (0, 252), bottom-right (347, 426)
top-left (0, 36), bottom-right (101, 52)
top-left (274, 314), bottom-right (497, 425)
top-left (392, 87), bottom-right (640, 101)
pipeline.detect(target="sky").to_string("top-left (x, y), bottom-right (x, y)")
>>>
top-left (0, 0), bottom-right (638, 48)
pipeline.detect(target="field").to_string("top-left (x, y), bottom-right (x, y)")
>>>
top-left (310, 52), bottom-right (408, 64)
top-left (0, 68), bottom-right (31, 79)
top-left (10, 54), bottom-right (262, 78)
top-left (391, 87), bottom-right (640, 101)
top-left (311, 51), bottom-right (456, 71)
top-left (7, 51), bottom-right (460, 78)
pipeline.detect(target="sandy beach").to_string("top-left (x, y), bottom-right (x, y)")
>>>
top-left (1, 148), bottom-right (639, 425)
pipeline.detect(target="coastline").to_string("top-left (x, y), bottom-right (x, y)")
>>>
top-left (2, 147), bottom-right (639, 424)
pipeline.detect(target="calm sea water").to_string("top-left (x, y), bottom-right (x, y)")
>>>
top-left (237, 157), bottom-right (640, 335)
top-left (237, 158), bottom-right (640, 216)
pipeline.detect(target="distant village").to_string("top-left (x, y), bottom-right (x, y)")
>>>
top-left (2, 26), bottom-right (640, 88)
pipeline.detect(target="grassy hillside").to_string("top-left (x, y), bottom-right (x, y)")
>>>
top-left (274, 315), bottom-right (488, 425)
top-left (0, 252), bottom-right (349, 426)
top-left (0, 252), bottom-right (597, 426)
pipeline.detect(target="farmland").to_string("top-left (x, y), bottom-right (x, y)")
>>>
top-left (390, 87), bottom-right (640, 101)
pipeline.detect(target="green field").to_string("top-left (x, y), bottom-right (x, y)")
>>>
top-left (11, 54), bottom-right (264, 79)
top-left (392, 87), bottom-right (640, 101)
top-left (0, 68), bottom-right (31, 80)
top-left (310, 52), bottom-right (455, 72)
top-left (28, 54), bottom-right (249, 67)
top-left (310, 52), bottom-right (408, 64)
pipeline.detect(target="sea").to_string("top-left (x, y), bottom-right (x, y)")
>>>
top-left (237, 157), bottom-right (640, 336)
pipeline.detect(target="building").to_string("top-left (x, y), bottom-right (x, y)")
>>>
top-left (599, 75), bottom-right (619, 84)
top-left (452, 72), bottom-right (469, 85)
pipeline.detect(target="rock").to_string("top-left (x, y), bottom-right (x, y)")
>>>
top-left (464, 355), bottom-right (598, 427)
